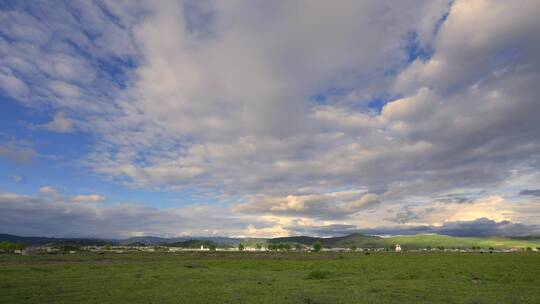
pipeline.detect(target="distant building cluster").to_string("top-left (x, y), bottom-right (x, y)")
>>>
top-left (2, 240), bottom-right (539, 255)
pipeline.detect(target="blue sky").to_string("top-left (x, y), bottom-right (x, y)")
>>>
top-left (1, 0), bottom-right (540, 238)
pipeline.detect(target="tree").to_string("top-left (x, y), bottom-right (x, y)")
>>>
top-left (350, 245), bottom-right (357, 252)
top-left (313, 242), bottom-right (322, 253)
top-left (15, 242), bottom-right (26, 250)
top-left (60, 244), bottom-right (80, 253)
top-left (238, 243), bottom-right (244, 251)
top-left (208, 244), bottom-right (217, 251)
top-left (255, 243), bottom-right (262, 250)
top-left (295, 244), bottom-right (302, 251)
top-left (0, 241), bottom-right (15, 252)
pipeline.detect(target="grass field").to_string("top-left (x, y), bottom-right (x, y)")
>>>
top-left (1, 252), bottom-right (539, 304)
top-left (386, 235), bottom-right (540, 250)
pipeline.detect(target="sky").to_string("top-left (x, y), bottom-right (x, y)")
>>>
top-left (1, 0), bottom-right (540, 239)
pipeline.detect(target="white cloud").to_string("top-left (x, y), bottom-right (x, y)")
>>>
top-left (243, 224), bottom-right (290, 238)
top-left (234, 191), bottom-right (380, 221)
top-left (39, 186), bottom-right (59, 196)
top-left (0, 71), bottom-right (28, 97)
top-left (39, 186), bottom-right (105, 203)
top-left (1, 0), bottom-right (540, 236)
top-left (40, 112), bottom-right (75, 133)
top-left (70, 194), bottom-right (106, 203)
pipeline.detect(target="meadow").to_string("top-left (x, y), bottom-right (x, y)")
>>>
top-left (1, 252), bottom-right (539, 304)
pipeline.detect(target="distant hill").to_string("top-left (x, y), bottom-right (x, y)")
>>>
top-left (123, 241), bottom-right (148, 247)
top-left (508, 235), bottom-right (540, 242)
top-left (385, 234), bottom-right (540, 250)
top-left (0, 234), bottom-right (113, 246)
top-left (120, 236), bottom-right (241, 246)
top-left (269, 235), bottom-right (321, 245)
top-left (166, 239), bottom-right (219, 248)
top-left (120, 236), bottom-right (186, 245)
top-left (321, 233), bottom-right (386, 248)
top-left (2, 233), bottom-right (538, 250)
top-left (269, 233), bottom-right (387, 248)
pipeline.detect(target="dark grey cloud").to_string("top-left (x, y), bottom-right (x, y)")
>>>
top-left (386, 207), bottom-right (428, 224)
top-left (283, 218), bottom-right (540, 238)
top-left (357, 218), bottom-right (540, 237)
top-left (0, 192), bottom-right (248, 239)
top-left (519, 189), bottom-right (540, 197)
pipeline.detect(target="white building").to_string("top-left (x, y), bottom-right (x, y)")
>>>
top-left (395, 244), bottom-right (402, 252)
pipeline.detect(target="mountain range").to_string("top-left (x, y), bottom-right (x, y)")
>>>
top-left (2, 233), bottom-right (539, 250)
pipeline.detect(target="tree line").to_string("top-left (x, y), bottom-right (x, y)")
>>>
top-left (0, 241), bottom-right (26, 252)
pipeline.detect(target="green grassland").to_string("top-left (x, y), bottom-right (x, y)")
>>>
top-left (1, 252), bottom-right (539, 304)
top-left (263, 233), bottom-right (540, 250)
top-left (386, 234), bottom-right (540, 250)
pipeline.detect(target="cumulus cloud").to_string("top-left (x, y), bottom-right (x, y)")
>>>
top-left (234, 191), bottom-right (380, 220)
top-left (70, 194), bottom-right (106, 203)
top-left (0, 191), bottom-right (247, 238)
top-left (38, 186), bottom-right (105, 203)
top-left (1, 0), bottom-right (540, 237)
top-left (40, 112), bottom-right (75, 133)
top-left (39, 186), bottom-right (59, 196)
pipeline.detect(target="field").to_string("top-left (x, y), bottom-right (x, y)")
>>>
top-left (1, 252), bottom-right (539, 304)
top-left (386, 235), bottom-right (540, 250)
top-left (263, 233), bottom-right (540, 250)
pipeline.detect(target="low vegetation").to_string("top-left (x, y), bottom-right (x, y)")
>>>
top-left (1, 251), bottom-right (539, 303)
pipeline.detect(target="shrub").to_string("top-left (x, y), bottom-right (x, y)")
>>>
top-left (302, 296), bottom-right (319, 304)
top-left (307, 270), bottom-right (330, 280)
top-left (312, 242), bottom-right (322, 253)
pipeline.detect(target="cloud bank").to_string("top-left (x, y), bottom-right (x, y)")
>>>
top-left (1, 0), bottom-right (540, 237)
